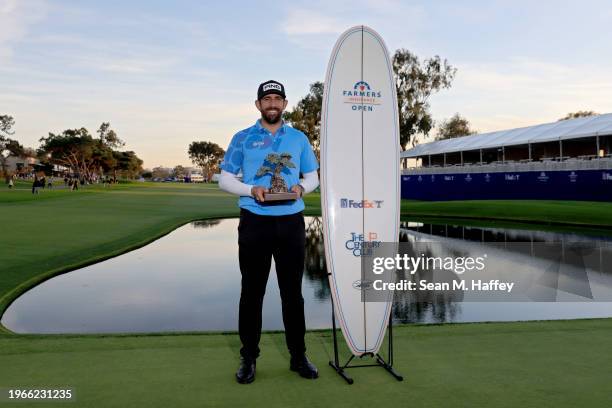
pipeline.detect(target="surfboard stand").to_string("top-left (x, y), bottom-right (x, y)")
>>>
top-left (328, 297), bottom-right (403, 384)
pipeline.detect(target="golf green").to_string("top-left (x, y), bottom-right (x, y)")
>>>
top-left (1, 320), bottom-right (610, 407)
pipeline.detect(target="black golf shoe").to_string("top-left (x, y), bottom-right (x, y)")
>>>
top-left (236, 357), bottom-right (256, 384)
top-left (290, 355), bottom-right (319, 379)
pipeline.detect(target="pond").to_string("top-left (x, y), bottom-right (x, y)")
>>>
top-left (2, 217), bottom-right (612, 333)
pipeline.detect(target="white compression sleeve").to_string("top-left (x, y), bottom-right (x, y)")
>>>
top-left (218, 170), bottom-right (253, 197)
top-left (219, 169), bottom-right (319, 197)
top-left (300, 170), bottom-right (319, 194)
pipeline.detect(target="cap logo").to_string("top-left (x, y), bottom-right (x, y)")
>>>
top-left (263, 83), bottom-right (282, 92)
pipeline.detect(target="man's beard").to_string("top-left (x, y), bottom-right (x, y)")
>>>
top-left (261, 109), bottom-right (282, 124)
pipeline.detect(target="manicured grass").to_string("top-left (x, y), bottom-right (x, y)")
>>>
top-left (402, 199), bottom-right (612, 229)
top-left (1, 182), bottom-right (612, 406)
top-left (1, 319), bottom-right (610, 407)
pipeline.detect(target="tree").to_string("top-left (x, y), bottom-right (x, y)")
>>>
top-left (96, 122), bottom-right (124, 149)
top-left (173, 165), bottom-right (186, 178)
top-left (37, 122), bottom-right (142, 181)
top-left (38, 125), bottom-right (134, 180)
top-left (393, 49), bottom-right (456, 150)
top-left (1, 136), bottom-right (24, 180)
top-left (283, 82), bottom-right (323, 159)
top-left (1, 115), bottom-right (24, 181)
top-left (152, 166), bottom-right (171, 180)
top-left (38, 128), bottom-right (97, 177)
top-left (188, 141), bottom-right (225, 180)
top-left (93, 122), bottom-right (122, 177)
top-left (436, 113), bottom-right (477, 141)
top-left (113, 150), bottom-right (143, 179)
top-left (558, 111), bottom-right (599, 121)
top-left (92, 141), bottom-right (117, 177)
top-left (0, 115), bottom-right (15, 137)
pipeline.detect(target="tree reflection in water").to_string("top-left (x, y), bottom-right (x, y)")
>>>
top-left (187, 218), bottom-right (483, 323)
top-left (192, 219), bottom-right (222, 229)
top-left (393, 235), bottom-right (463, 324)
top-left (303, 218), bottom-right (463, 323)
top-left (303, 217), bottom-right (330, 300)
top-left (186, 218), bottom-right (612, 324)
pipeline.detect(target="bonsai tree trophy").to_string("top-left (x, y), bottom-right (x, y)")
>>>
top-left (256, 152), bottom-right (299, 201)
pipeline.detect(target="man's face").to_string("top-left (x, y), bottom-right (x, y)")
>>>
top-left (255, 94), bottom-right (288, 125)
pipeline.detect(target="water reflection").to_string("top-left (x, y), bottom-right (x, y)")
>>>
top-left (304, 217), bottom-right (330, 301)
top-left (192, 219), bottom-right (222, 229)
top-left (396, 222), bottom-right (612, 323)
top-left (392, 241), bottom-right (465, 324)
top-left (2, 218), bottom-right (612, 334)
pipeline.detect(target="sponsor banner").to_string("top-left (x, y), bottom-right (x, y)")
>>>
top-left (402, 169), bottom-right (612, 201)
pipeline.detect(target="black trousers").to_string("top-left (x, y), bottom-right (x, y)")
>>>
top-left (238, 208), bottom-right (306, 359)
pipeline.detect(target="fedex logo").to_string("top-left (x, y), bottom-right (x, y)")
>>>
top-left (340, 198), bottom-right (383, 208)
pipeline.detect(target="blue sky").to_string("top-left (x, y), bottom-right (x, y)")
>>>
top-left (2, 0), bottom-right (612, 168)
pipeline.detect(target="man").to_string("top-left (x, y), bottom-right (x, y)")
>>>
top-left (219, 80), bottom-right (320, 384)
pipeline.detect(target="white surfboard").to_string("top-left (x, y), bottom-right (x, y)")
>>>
top-left (321, 26), bottom-right (400, 356)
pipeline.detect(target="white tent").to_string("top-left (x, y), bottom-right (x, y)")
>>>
top-left (401, 113), bottom-right (612, 158)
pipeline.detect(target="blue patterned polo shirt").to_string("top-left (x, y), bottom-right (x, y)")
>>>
top-left (220, 119), bottom-right (319, 216)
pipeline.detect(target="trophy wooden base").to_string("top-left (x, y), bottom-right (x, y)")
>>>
top-left (263, 192), bottom-right (299, 201)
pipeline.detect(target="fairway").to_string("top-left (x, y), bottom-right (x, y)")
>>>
top-left (1, 182), bottom-right (612, 407)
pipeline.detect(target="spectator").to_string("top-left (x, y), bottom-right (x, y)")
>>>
top-left (32, 176), bottom-right (39, 194)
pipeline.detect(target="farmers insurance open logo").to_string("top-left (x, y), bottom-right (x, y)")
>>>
top-left (343, 81), bottom-right (382, 112)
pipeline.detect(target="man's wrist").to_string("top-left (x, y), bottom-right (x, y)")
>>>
top-left (297, 184), bottom-right (305, 197)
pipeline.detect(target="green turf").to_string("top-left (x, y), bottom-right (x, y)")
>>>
top-left (401, 199), bottom-right (612, 229)
top-left (0, 319), bottom-right (610, 407)
top-left (1, 182), bottom-right (612, 406)
top-left (399, 215), bottom-right (612, 238)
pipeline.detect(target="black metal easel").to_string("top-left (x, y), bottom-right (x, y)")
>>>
top-left (328, 292), bottom-right (403, 384)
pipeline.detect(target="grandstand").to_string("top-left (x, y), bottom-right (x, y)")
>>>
top-left (400, 114), bottom-right (612, 201)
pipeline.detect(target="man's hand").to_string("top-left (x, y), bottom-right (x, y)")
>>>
top-left (290, 184), bottom-right (304, 198)
top-left (251, 186), bottom-right (268, 202)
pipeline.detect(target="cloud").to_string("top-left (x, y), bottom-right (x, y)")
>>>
top-left (280, 9), bottom-right (345, 35)
top-left (92, 56), bottom-right (182, 74)
top-left (17, 5), bottom-right (220, 77)
top-left (279, 1), bottom-right (427, 52)
top-left (430, 56), bottom-right (612, 134)
top-left (27, 33), bottom-right (90, 46)
top-left (0, 0), bottom-right (47, 61)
